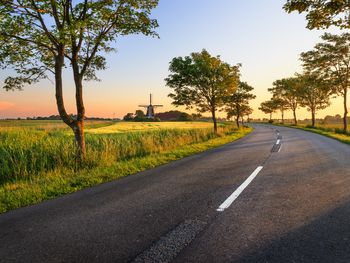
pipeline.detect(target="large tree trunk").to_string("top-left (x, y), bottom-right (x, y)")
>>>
top-left (293, 109), bottom-right (297, 125)
top-left (72, 63), bottom-right (86, 159)
top-left (55, 48), bottom-right (73, 126)
top-left (211, 109), bottom-right (217, 133)
top-left (311, 110), bottom-right (316, 128)
top-left (269, 112), bottom-right (272, 121)
top-left (281, 109), bottom-right (284, 124)
top-left (54, 47), bottom-right (76, 150)
top-left (343, 87), bottom-right (348, 133)
top-left (54, 46), bottom-right (87, 162)
top-left (236, 116), bottom-right (240, 128)
top-left (55, 45), bottom-right (86, 161)
top-left (72, 120), bottom-right (86, 159)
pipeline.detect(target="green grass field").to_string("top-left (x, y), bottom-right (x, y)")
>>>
top-left (0, 120), bottom-right (252, 213)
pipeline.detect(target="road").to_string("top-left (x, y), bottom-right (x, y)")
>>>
top-left (1, 124), bottom-right (350, 262)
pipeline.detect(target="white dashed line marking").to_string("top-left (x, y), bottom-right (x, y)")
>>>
top-left (278, 145), bottom-right (282, 152)
top-left (217, 166), bottom-right (264, 212)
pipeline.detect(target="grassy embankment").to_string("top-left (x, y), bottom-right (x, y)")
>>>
top-left (275, 122), bottom-right (350, 145)
top-left (0, 120), bottom-right (252, 213)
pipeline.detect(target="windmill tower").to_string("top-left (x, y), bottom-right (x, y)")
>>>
top-left (139, 94), bottom-right (163, 119)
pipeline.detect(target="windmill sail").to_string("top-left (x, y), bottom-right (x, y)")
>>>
top-left (139, 94), bottom-right (163, 118)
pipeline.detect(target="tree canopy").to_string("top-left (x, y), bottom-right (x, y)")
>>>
top-left (271, 97), bottom-right (289, 124)
top-left (284, 0), bottom-right (350, 29)
top-left (225, 81), bottom-right (256, 127)
top-left (271, 77), bottom-right (301, 124)
top-left (301, 33), bottom-right (350, 131)
top-left (0, 0), bottom-right (159, 90)
top-left (165, 49), bottom-right (240, 132)
top-left (296, 72), bottom-right (332, 127)
top-left (259, 100), bottom-right (278, 121)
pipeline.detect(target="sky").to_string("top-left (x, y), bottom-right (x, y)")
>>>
top-left (0, 0), bottom-right (344, 120)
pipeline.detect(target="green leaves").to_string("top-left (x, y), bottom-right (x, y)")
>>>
top-left (0, 0), bottom-right (159, 89)
top-left (299, 32), bottom-right (350, 130)
top-left (295, 72), bottom-right (332, 111)
top-left (166, 49), bottom-right (240, 131)
top-left (225, 81), bottom-right (256, 121)
top-left (259, 100), bottom-right (278, 115)
top-left (270, 77), bottom-right (301, 112)
top-left (284, 0), bottom-right (350, 29)
top-left (165, 49), bottom-right (240, 113)
top-left (301, 33), bottom-right (350, 96)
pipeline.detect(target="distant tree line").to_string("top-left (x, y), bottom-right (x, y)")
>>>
top-left (260, 32), bottom-right (350, 132)
top-left (24, 115), bottom-right (116, 121)
top-left (123, 110), bottom-right (204, 122)
top-left (271, 1), bottom-right (350, 133)
top-left (123, 110), bottom-right (161, 122)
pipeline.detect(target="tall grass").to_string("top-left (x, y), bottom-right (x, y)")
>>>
top-left (0, 125), bottom-right (252, 213)
top-left (0, 125), bottom-right (233, 184)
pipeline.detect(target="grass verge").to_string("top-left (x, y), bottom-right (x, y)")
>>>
top-left (274, 123), bottom-right (350, 145)
top-left (0, 127), bottom-right (252, 213)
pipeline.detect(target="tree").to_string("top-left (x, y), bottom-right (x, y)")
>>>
top-left (165, 49), bottom-right (240, 132)
top-left (243, 105), bottom-right (254, 123)
top-left (0, 1), bottom-right (159, 159)
top-left (123, 113), bottom-right (134, 121)
top-left (270, 77), bottom-right (301, 125)
top-left (134, 110), bottom-right (146, 121)
top-left (239, 104), bottom-right (253, 125)
top-left (178, 112), bottom-right (192, 121)
top-left (270, 97), bottom-right (289, 124)
top-left (300, 33), bottom-right (350, 132)
top-left (191, 113), bottom-right (202, 120)
top-left (284, 0), bottom-right (350, 29)
top-left (297, 73), bottom-right (332, 127)
top-left (225, 81), bottom-right (256, 128)
top-left (259, 100), bottom-right (278, 121)
top-left (135, 110), bottom-right (145, 118)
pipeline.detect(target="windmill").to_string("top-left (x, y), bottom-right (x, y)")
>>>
top-left (139, 94), bottom-right (163, 118)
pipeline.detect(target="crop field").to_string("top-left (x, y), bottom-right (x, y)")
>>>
top-left (0, 120), bottom-right (114, 131)
top-left (0, 120), bottom-right (251, 212)
top-left (87, 121), bottom-right (217, 134)
top-left (0, 120), bottom-right (216, 133)
top-left (0, 121), bottom-right (226, 183)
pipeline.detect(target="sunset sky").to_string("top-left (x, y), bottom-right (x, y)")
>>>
top-left (0, 0), bottom-right (343, 120)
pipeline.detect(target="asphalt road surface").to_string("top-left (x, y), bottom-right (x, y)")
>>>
top-left (1, 124), bottom-right (350, 263)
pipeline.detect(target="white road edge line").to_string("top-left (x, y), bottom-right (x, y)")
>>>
top-left (276, 139), bottom-right (281, 145)
top-left (216, 166), bottom-right (264, 212)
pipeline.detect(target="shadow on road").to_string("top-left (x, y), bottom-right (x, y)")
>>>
top-left (237, 199), bottom-right (350, 263)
